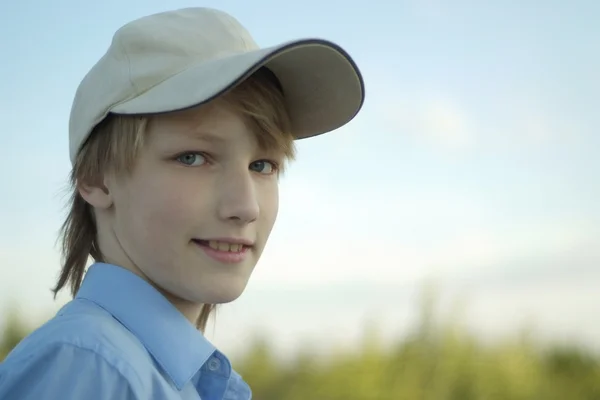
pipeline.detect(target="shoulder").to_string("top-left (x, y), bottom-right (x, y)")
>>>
top-left (3, 298), bottom-right (151, 373)
top-left (0, 299), bottom-right (151, 399)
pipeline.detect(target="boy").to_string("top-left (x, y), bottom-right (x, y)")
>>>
top-left (0, 7), bottom-right (364, 399)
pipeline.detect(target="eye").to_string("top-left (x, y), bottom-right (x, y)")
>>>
top-left (176, 152), bottom-right (208, 167)
top-left (249, 160), bottom-right (278, 175)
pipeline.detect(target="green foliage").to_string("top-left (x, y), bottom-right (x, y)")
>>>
top-left (0, 305), bottom-right (31, 361)
top-left (1, 292), bottom-right (599, 399)
top-left (233, 288), bottom-right (600, 399)
top-left (233, 326), bottom-right (600, 400)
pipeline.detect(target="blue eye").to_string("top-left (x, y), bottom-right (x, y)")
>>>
top-left (250, 160), bottom-right (277, 174)
top-left (177, 153), bottom-right (207, 166)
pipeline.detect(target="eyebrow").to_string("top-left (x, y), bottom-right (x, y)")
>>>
top-left (183, 130), bottom-right (227, 145)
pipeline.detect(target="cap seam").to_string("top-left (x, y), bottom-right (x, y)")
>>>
top-left (117, 33), bottom-right (136, 92)
top-left (221, 13), bottom-right (250, 50)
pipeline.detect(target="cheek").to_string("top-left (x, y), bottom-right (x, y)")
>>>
top-left (143, 193), bottom-right (195, 234)
top-left (260, 183), bottom-right (280, 228)
top-left (118, 178), bottom-right (199, 249)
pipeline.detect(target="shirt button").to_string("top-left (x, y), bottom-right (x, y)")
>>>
top-left (207, 357), bottom-right (221, 371)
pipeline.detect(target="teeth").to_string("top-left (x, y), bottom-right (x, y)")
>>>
top-left (207, 240), bottom-right (244, 253)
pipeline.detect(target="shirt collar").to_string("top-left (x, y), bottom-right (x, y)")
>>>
top-left (76, 262), bottom-right (216, 389)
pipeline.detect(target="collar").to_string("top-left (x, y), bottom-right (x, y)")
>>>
top-left (76, 263), bottom-right (217, 389)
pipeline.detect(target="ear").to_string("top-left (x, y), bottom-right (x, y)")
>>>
top-left (78, 177), bottom-right (113, 210)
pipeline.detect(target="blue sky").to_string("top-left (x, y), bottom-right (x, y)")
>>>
top-left (1, 0), bottom-right (599, 356)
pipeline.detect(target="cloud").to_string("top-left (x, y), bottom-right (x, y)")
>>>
top-left (381, 93), bottom-right (473, 151)
top-left (252, 211), bottom-right (598, 288)
top-left (478, 100), bottom-right (570, 151)
top-left (370, 84), bottom-right (581, 156)
top-left (267, 171), bottom-right (598, 287)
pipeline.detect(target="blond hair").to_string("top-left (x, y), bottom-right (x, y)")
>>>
top-left (53, 68), bottom-right (295, 331)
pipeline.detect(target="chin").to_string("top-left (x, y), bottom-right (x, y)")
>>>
top-left (208, 292), bottom-right (244, 304)
top-left (207, 283), bottom-right (248, 304)
top-left (188, 278), bottom-right (249, 305)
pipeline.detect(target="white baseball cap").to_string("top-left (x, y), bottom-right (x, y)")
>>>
top-left (69, 7), bottom-right (365, 165)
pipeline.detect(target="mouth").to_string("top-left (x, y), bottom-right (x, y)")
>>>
top-left (192, 238), bottom-right (253, 264)
top-left (192, 239), bottom-right (252, 253)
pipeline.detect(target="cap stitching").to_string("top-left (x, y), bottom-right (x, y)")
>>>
top-left (117, 34), bottom-right (136, 92)
top-left (221, 14), bottom-right (250, 50)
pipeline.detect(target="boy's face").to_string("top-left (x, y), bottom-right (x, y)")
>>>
top-left (87, 102), bottom-right (283, 317)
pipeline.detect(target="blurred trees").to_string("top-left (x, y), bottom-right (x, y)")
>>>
top-left (234, 288), bottom-right (600, 399)
top-left (0, 306), bottom-right (31, 361)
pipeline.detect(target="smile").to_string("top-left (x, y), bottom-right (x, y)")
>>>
top-left (192, 239), bottom-right (252, 264)
top-left (206, 240), bottom-right (245, 253)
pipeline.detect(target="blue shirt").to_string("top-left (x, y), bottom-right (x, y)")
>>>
top-left (0, 263), bottom-right (252, 399)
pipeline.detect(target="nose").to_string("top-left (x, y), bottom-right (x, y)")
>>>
top-left (217, 170), bottom-right (260, 225)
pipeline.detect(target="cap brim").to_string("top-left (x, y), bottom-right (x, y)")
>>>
top-left (111, 39), bottom-right (365, 139)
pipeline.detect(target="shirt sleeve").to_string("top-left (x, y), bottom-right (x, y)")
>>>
top-left (0, 342), bottom-right (142, 400)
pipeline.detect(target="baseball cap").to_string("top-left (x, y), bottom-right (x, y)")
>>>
top-left (69, 7), bottom-right (365, 165)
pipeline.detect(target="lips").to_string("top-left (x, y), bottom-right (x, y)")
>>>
top-left (192, 239), bottom-right (249, 253)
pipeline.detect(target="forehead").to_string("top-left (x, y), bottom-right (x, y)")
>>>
top-left (147, 102), bottom-right (258, 146)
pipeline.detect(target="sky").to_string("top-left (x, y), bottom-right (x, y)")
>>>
top-left (1, 0), bottom-right (599, 358)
